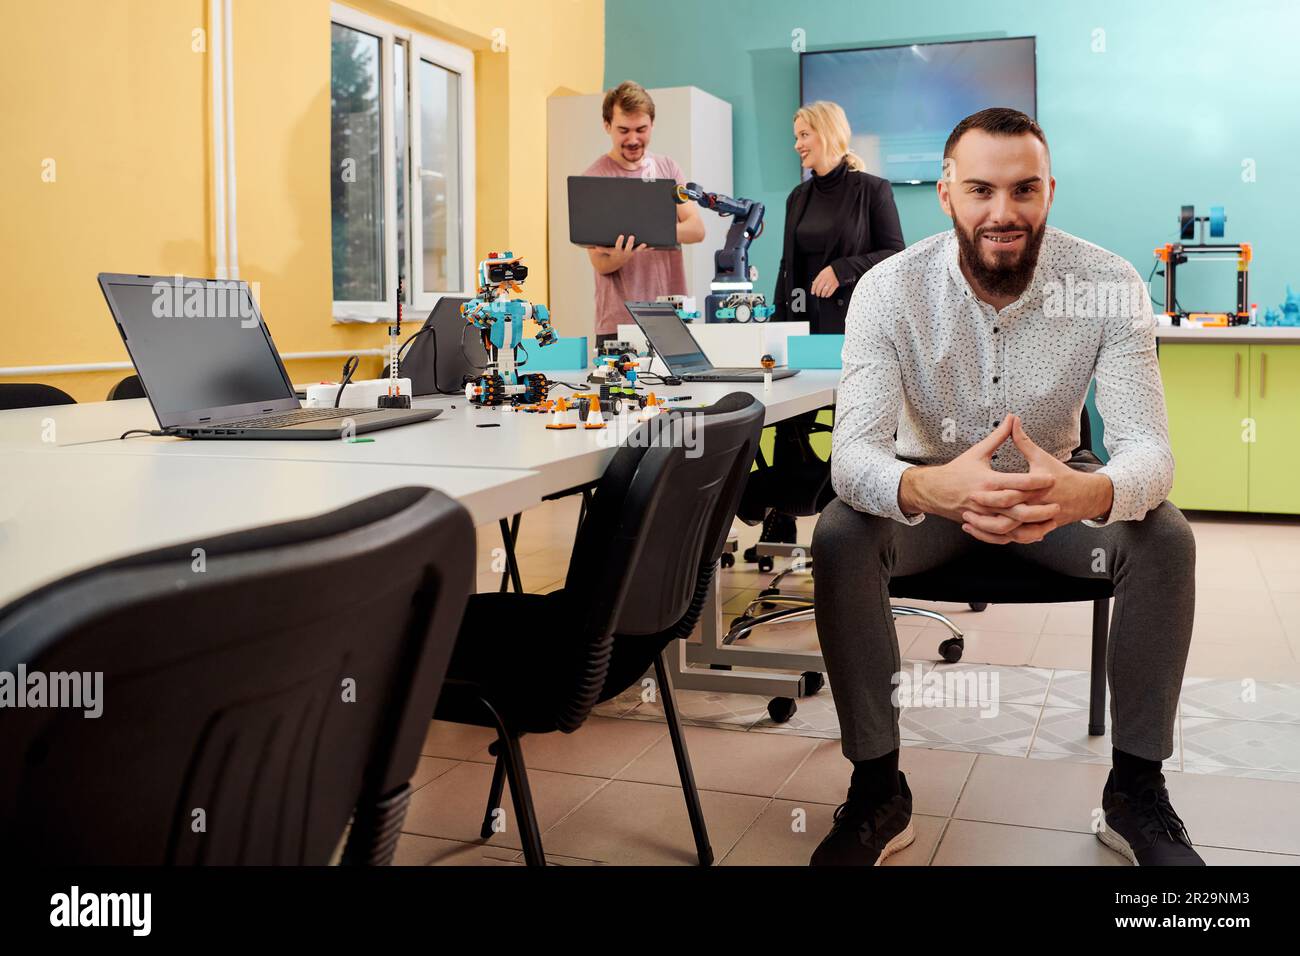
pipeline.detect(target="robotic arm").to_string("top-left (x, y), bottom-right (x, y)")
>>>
top-left (673, 183), bottom-right (773, 323)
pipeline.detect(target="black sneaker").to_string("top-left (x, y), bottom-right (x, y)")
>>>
top-left (1098, 769), bottom-right (1205, 866)
top-left (810, 772), bottom-right (915, 866)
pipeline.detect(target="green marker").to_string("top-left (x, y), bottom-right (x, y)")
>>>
top-left (345, 437), bottom-right (375, 443)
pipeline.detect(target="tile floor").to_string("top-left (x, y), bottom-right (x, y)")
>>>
top-left (396, 500), bottom-right (1300, 865)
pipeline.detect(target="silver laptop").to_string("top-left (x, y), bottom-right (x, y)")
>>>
top-left (625, 301), bottom-right (799, 383)
top-left (98, 273), bottom-right (439, 439)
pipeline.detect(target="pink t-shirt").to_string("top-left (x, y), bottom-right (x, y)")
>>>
top-left (582, 153), bottom-right (689, 335)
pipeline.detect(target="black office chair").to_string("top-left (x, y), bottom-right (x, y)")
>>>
top-left (737, 409), bottom-right (836, 573)
top-left (0, 487), bottom-right (475, 865)
top-left (436, 392), bottom-right (766, 866)
top-left (106, 373), bottom-right (147, 401)
top-left (730, 408), bottom-right (1114, 736)
top-left (0, 383), bottom-right (76, 409)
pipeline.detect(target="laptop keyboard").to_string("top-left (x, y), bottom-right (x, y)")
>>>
top-left (220, 407), bottom-right (376, 429)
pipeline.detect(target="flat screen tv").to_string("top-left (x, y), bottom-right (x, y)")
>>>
top-left (800, 37), bottom-right (1037, 185)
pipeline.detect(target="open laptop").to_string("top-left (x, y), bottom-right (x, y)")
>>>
top-left (568, 176), bottom-right (679, 249)
top-left (98, 273), bottom-right (440, 439)
top-left (625, 301), bottom-right (800, 383)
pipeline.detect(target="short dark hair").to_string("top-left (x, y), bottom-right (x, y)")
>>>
top-left (943, 107), bottom-right (1048, 162)
top-left (602, 81), bottom-right (655, 124)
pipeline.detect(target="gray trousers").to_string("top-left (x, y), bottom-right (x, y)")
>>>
top-left (811, 460), bottom-right (1196, 763)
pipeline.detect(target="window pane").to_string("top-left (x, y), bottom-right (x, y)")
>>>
top-left (394, 40), bottom-right (409, 304)
top-left (419, 59), bottom-right (462, 293)
top-left (330, 23), bottom-right (384, 302)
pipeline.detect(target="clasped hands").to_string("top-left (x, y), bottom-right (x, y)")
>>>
top-left (898, 414), bottom-right (1113, 544)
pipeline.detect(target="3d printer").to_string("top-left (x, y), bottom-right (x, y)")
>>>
top-left (1154, 204), bottom-right (1252, 326)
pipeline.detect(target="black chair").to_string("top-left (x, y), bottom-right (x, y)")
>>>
top-left (730, 408), bottom-right (1115, 736)
top-left (436, 392), bottom-right (766, 866)
top-left (0, 487), bottom-right (475, 865)
top-left (0, 383), bottom-right (76, 409)
top-left (737, 409), bottom-right (836, 573)
top-left (106, 373), bottom-right (147, 401)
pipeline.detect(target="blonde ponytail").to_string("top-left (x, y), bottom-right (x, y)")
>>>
top-left (794, 101), bottom-right (862, 172)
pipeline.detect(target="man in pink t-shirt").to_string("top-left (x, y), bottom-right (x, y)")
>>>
top-left (583, 81), bottom-right (706, 349)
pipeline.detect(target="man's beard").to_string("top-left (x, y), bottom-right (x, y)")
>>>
top-left (953, 217), bottom-right (1046, 299)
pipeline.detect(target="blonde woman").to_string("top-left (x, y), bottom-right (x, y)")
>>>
top-left (742, 103), bottom-right (905, 563)
top-left (772, 101), bottom-right (904, 334)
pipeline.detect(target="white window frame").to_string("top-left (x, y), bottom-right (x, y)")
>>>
top-left (330, 3), bottom-right (476, 322)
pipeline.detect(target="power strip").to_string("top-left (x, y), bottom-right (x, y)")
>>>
top-left (304, 377), bottom-right (413, 409)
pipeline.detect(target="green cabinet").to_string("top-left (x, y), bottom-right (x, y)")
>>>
top-left (1247, 345), bottom-right (1300, 513)
top-left (1160, 342), bottom-right (1300, 514)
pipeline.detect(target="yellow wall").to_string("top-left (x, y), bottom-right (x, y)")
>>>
top-left (0, 0), bottom-right (604, 401)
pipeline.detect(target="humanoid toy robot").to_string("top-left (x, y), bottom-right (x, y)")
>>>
top-left (462, 251), bottom-right (557, 406)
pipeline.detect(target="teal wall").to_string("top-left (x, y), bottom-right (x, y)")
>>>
top-left (604, 0), bottom-right (1300, 316)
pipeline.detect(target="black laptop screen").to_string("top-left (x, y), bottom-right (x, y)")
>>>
top-left (103, 279), bottom-right (295, 419)
top-left (627, 304), bottom-right (711, 374)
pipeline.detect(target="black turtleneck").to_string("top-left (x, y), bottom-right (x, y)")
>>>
top-left (793, 160), bottom-right (850, 328)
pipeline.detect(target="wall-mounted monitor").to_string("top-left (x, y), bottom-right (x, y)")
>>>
top-left (800, 37), bottom-right (1037, 185)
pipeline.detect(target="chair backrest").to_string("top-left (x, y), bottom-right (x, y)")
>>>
top-left (0, 383), bottom-right (76, 409)
top-left (549, 393), bottom-right (764, 727)
top-left (0, 486), bottom-right (475, 865)
top-left (106, 374), bottom-right (147, 401)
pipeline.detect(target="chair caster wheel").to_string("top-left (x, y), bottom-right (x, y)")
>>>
top-left (709, 663), bottom-right (733, 671)
top-left (719, 552), bottom-right (735, 569)
top-left (968, 602), bottom-right (988, 612)
top-left (801, 671), bottom-right (825, 696)
top-left (767, 697), bottom-right (797, 723)
top-left (938, 637), bottom-right (964, 663)
top-left (758, 586), bottom-right (780, 610)
top-left (757, 556), bottom-right (774, 573)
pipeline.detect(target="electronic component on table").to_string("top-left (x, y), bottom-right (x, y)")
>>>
top-left (379, 280), bottom-right (412, 409)
top-left (588, 348), bottom-right (640, 389)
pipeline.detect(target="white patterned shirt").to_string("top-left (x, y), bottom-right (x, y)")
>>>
top-left (831, 226), bottom-right (1173, 528)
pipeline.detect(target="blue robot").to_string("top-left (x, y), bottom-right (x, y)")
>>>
top-left (462, 251), bottom-right (558, 406)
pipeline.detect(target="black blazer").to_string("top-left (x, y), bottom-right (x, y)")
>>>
top-left (771, 169), bottom-right (905, 333)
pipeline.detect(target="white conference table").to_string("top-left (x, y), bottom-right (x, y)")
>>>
top-left (1, 369), bottom-right (842, 695)
top-left (0, 371), bottom-right (840, 500)
top-left (0, 449), bottom-right (542, 609)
